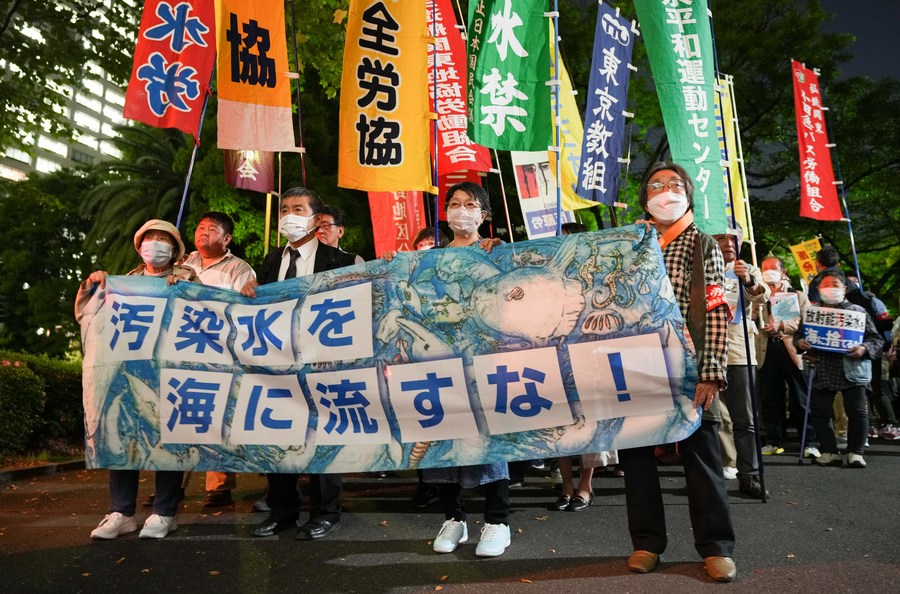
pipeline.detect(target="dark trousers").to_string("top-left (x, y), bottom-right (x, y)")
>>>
top-left (619, 422), bottom-right (735, 558)
top-left (439, 479), bottom-right (510, 526)
top-left (811, 385), bottom-right (869, 455)
top-left (109, 469), bottom-right (183, 517)
top-left (719, 365), bottom-right (760, 475)
top-left (868, 358), bottom-right (899, 424)
top-left (759, 339), bottom-right (817, 447)
top-left (266, 473), bottom-right (342, 524)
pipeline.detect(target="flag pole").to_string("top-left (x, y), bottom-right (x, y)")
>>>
top-left (708, 1), bottom-right (767, 502)
top-left (430, 0), bottom-right (441, 248)
top-left (492, 149), bottom-right (515, 243)
top-left (288, 0), bottom-right (308, 186)
top-left (175, 74), bottom-right (213, 229)
top-left (551, 1), bottom-right (562, 236)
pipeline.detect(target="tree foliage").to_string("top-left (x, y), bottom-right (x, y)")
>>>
top-left (0, 1), bottom-right (139, 151)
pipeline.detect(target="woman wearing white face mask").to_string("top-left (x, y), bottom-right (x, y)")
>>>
top-left (74, 219), bottom-right (197, 541)
top-left (795, 268), bottom-right (884, 468)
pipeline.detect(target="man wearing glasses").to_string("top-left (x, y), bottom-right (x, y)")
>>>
top-left (315, 205), bottom-right (364, 265)
top-left (620, 162), bottom-right (737, 582)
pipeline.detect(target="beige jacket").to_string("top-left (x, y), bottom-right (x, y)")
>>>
top-left (757, 289), bottom-right (809, 369)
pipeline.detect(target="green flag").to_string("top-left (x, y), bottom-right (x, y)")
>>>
top-left (466, 0), bottom-right (552, 151)
top-left (633, 0), bottom-right (727, 234)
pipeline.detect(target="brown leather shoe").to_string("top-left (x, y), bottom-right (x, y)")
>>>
top-left (704, 556), bottom-right (736, 582)
top-left (627, 550), bottom-right (660, 573)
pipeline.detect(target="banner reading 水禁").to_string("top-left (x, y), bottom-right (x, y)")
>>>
top-left (466, 0), bottom-right (551, 151)
top-left (633, 0), bottom-right (726, 234)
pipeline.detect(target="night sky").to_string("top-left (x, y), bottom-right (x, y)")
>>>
top-left (819, 0), bottom-right (900, 80)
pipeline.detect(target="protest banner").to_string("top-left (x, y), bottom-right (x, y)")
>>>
top-left (790, 237), bottom-right (822, 286)
top-left (510, 151), bottom-right (575, 239)
top-left (367, 190), bottom-right (426, 256)
top-left (80, 225), bottom-right (703, 474)
top-left (770, 293), bottom-right (801, 327)
top-left (802, 305), bottom-right (866, 354)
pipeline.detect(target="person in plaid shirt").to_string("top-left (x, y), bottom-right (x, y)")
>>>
top-left (620, 163), bottom-right (736, 583)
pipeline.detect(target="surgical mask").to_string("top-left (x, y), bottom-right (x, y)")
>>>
top-left (646, 191), bottom-right (689, 224)
top-left (819, 287), bottom-right (846, 305)
top-left (140, 240), bottom-right (174, 267)
top-left (762, 270), bottom-right (782, 285)
top-left (448, 207), bottom-right (482, 235)
top-left (280, 214), bottom-right (311, 243)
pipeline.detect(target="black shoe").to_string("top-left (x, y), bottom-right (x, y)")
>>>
top-left (565, 492), bottom-right (593, 512)
top-left (250, 516), bottom-right (298, 537)
top-left (410, 484), bottom-right (439, 508)
top-left (737, 474), bottom-right (768, 499)
top-left (204, 490), bottom-right (233, 508)
top-left (549, 494), bottom-right (571, 511)
top-left (295, 518), bottom-right (341, 540)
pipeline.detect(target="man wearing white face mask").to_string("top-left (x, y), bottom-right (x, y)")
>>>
top-left (241, 187), bottom-right (355, 541)
top-left (620, 163), bottom-right (736, 582)
top-left (75, 219), bottom-right (197, 540)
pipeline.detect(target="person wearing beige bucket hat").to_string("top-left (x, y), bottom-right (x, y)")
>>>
top-left (74, 219), bottom-right (197, 540)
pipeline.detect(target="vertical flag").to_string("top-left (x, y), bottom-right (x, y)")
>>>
top-left (511, 151), bottom-right (575, 239)
top-left (716, 76), bottom-right (748, 233)
top-left (633, 0), bottom-right (727, 234)
top-left (368, 191), bottom-right (426, 256)
top-left (123, 0), bottom-right (216, 139)
top-left (466, 0), bottom-right (551, 151)
top-left (791, 61), bottom-right (842, 221)
top-left (427, 0), bottom-right (492, 174)
top-left (549, 22), bottom-right (601, 211)
top-left (223, 150), bottom-right (275, 192)
top-left (577, 3), bottom-right (636, 206)
top-left (215, 0), bottom-right (297, 151)
top-left (790, 237), bottom-right (822, 286)
top-left (338, 0), bottom-right (432, 192)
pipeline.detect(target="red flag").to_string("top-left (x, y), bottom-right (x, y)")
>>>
top-left (368, 191), bottom-right (426, 257)
top-left (435, 171), bottom-right (483, 221)
top-left (791, 61), bottom-right (842, 221)
top-left (427, 0), bottom-right (492, 175)
top-left (223, 150), bottom-right (275, 192)
top-left (123, 0), bottom-right (217, 139)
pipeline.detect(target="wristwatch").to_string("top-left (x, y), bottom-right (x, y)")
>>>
top-left (742, 276), bottom-right (757, 288)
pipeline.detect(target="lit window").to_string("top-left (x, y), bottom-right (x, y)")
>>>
top-left (35, 157), bottom-right (62, 173)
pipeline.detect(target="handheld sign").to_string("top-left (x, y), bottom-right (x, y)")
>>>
top-left (802, 305), bottom-right (865, 354)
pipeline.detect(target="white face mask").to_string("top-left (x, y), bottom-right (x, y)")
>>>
top-left (762, 270), bottom-right (782, 285)
top-left (646, 191), bottom-right (689, 224)
top-left (280, 214), bottom-right (311, 243)
top-left (819, 287), bottom-right (846, 305)
top-left (140, 240), bottom-right (174, 268)
top-left (448, 207), bottom-right (482, 235)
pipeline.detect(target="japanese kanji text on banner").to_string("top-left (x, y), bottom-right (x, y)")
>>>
top-left (215, 0), bottom-right (297, 152)
top-left (368, 191), bottom-right (425, 256)
top-left (123, 0), bottom-right (217, 139)
top-left (80, 227), bottom-right (703, 474)
top-left (338, 0), bottom-right (432, 192)
top-left (791, 60), bottom-right (842, 221)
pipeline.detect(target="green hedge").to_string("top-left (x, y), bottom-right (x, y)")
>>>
top-left (0, 362), bottom-right (47, 452)
top-left (0, 351), bottom-right (83, 452)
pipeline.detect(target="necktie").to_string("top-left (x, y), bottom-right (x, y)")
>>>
top-left (285, 248), bottom-right (300, 279)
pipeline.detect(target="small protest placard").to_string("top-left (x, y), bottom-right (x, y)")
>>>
top-left (802, 305), bottom-right (865, 353)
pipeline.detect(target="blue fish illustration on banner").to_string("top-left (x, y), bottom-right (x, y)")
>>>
top-left (577, 3), bottom-right (636, 205)
top-left (80, 225), bottom-right (702, 474)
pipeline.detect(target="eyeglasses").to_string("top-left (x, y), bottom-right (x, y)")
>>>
top-left (317, 223), bottom-right (341, 230)
top-left (647, 179), bottom-right (687, 192)
top-left (447, 202), bottom-right (482, 210)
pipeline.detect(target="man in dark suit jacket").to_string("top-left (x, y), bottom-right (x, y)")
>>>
top-left (241, 187), bottom-right (357, 540)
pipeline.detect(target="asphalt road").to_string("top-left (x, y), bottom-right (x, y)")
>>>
top-left (1, 439), bottom-right (899, 593)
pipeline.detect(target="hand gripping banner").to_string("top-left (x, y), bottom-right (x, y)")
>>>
top-left (80, 226), bottom-right (703, 474)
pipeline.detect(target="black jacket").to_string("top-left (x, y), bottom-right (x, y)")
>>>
top-left (256, 241), bottom-right (357, 285)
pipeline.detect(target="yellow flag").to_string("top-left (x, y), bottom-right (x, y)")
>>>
top-left (216, 0), bottom-right (297, 151)
top-left (717, 77), bottom-right (748, 232)
top-left (338, 0), bottom-right (433, 193)
top-left (790, 237), bottom-right (822, 284)
top-left (549, 22), bottom-right (600, 211)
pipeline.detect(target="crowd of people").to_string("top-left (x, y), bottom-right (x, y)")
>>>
top-left (76, 163), bottom-right (898, 583)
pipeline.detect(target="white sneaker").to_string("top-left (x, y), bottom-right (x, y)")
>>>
top-left (847, 453), bottom-right (867, 468)
top-left (475, 523), bottom-right (511, 557)
top-left (433, 519), bottom-right (468, 553)
top-left (722, 467), bottom-right (738, 480)
top-left (139, 514), bottom-right (178, 539)
top-left (803, 446), bottom-right (821, 458)
top-left (91, 512), bottom-right (137, 540)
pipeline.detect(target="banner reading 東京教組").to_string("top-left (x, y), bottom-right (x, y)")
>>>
top-left (80, 226), bottom-right (703, 474)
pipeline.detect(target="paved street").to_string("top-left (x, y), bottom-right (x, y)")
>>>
top-left (1, 439), bottom-right (899, 593)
